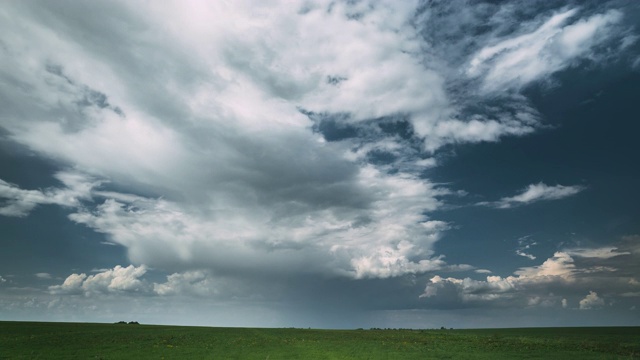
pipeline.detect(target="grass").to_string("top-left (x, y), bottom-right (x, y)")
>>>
top-left (0, 321), bottom-right (638, 359)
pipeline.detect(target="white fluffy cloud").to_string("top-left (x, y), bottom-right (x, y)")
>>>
top-left (49, 273), bottom-right (88, 295)
top-left (50, 266), bottom-right (246, 300)
top-left (49, 265), bottom-right (148, 296)
top-left (579, 291), bottom-right (605, 310)
top-left (481, 183), bottom-right (585, 209)
top-left (420, 242), bottom-right (638, 309)
top-left (421, 251), bottom-right (577, 305)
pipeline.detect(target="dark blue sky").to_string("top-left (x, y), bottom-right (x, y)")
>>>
top-left (1, 0), bottom-right (639, 328)
top-left (432, 68), bottom-right (640, 275)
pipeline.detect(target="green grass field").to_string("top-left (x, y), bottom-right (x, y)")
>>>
top-left (0, 321), bottom-right (638, 359)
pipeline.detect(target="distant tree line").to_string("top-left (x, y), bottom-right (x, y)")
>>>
top-left (367, 327), bottom-right (453, 331)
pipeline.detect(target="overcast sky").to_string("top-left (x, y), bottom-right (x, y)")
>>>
top-left (1, 0), bottom-right (639, 329)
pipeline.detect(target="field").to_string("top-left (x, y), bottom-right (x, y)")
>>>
top-left (0, 322), bottom-right (638, 359)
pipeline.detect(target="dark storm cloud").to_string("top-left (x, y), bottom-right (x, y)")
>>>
top-left (0, 0), bottom-right (466, 281)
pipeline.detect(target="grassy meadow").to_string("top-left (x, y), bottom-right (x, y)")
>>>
top-left (0, 321), bottom-right (638, 359)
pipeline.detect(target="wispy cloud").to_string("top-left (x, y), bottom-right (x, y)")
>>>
top-left (565, 247), bottom-right (630, 259)
top-left (467, 8), bottom-right (624, 92)
top-left (515, 250), bottom-right (536, 260)
top-left (480, 183), bottom-right (585, 209)
top-left (35, 273), bottom-right (52, 280)
top-left (0, 172), bottom-right (99, 217)
top-left (515, 235), bottom-right (537, 260)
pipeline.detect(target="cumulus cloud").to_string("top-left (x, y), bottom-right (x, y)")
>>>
top-left (420, 241), bottom-right (639, 310)
top-left (49, 266), bottom-right (245, 301)
top-left (49, 265), bottom-right (148, 296)
top-left (480, 183), bottom-right (585, 209)
top-left (65, 168), bottom-right (451, 279)
top-left (0, 166), bottom-right (453, 279)
top-left (579, 291), bottom-right (605, 310)
top-left (49, 273), bottom-right (88, 295)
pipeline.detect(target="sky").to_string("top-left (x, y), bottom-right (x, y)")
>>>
top-left (1, 0), bottom-right (639, 329)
